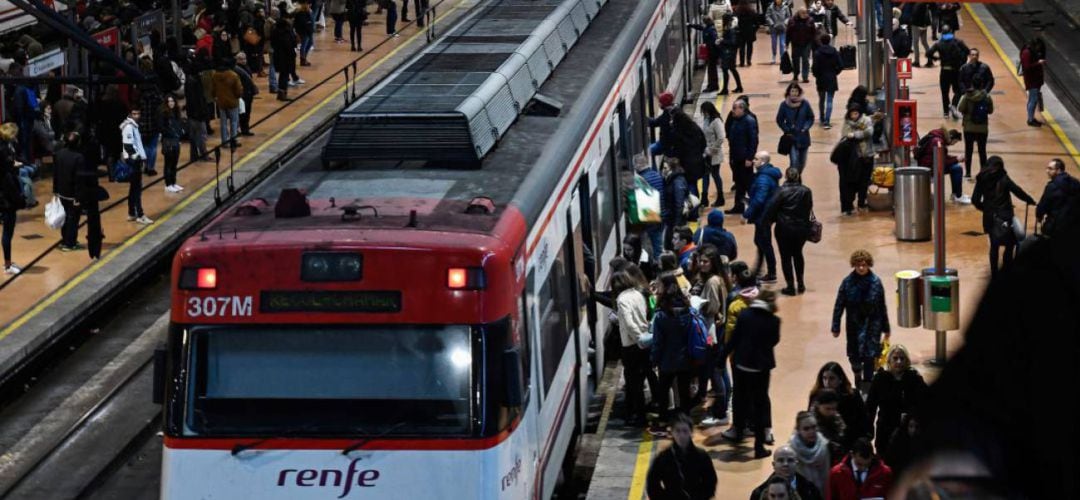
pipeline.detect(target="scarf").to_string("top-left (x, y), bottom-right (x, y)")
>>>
top-left (789, 432), bottom-right (831, 492)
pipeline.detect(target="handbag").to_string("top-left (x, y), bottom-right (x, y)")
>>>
top-left (780, 51), bottom-right (793, 74)
top-left (238, 97), bottom-right (247, 115)
top-left (243, 26), bottom-right (262, 46)
top-left (627, 174), bottom-right (662, 225)
top-left (807, 211), bottom-right (823, 243)
top-left (112, 160), bottom-right (133, 183)
top-left (989, 214), bottom-right (1013, 242)
top-left (697, 43), bottom-right (709, 62)
top-left (778, 134), bottom-right (793, 156)
top-left (95, 185), bottom-right (111, 201)
top-left (871, 165), bottom-right (895, 188)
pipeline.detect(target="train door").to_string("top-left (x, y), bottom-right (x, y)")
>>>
top-left (576, 178), bottom-right (602, 385)
top-left (567, 184), bottom-right (593, 428)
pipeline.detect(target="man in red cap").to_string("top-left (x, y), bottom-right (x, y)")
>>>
top-left (649, 91), bottom-right (678, 158)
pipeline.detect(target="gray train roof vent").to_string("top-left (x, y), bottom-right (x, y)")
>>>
top-left (323, 0), bottom-right (609, 166)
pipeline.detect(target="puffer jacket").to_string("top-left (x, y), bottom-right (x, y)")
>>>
top-left (693, 209), bottom-right (738, 260)
top-left (841, 113), bottom-right (874, 158)
top-left (212, 68), bottom-right (244, 110)
top-left (745, 163), bottom-right (783, 223)
top-left (650, 306), bottom-right (693, 373)
top-left (972, 163), bottom-right (1035, 234)
top-left (766, 181), bottom-right (814, 235)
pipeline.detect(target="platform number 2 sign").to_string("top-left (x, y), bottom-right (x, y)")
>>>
top-left (187, 296), bottom-right (254, 318)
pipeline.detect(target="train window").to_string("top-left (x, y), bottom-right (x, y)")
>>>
top-left (184, 326), bottom-right (475, 436)
top-left (592, 148), bottom-right (616, 256)
top-left (537, 243), bottom-right (574, 394)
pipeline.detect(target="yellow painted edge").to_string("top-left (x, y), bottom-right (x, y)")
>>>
top-left (0, 2), bottom-right (467, 340)
top-left (627, 430), bottom-right (654, 500)
top-left (963, 3), bottom-right (1080, 168)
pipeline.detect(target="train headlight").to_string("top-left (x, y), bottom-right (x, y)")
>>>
top-left (302, 252), bottom-right (363, 282)
top-left (447, 267), bottom-right (485, 290)
top-left (179, 267), bottom-right (218, 290)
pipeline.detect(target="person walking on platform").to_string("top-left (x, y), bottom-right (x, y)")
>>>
top-left (120, 108), bottom-right (152, 225)
top-left (925, 25), bottom-right (969, 120)
top-left (830, 249), bottom-right (889, 391)
top-left (160, 95), bottom-right (185, 193)
top-left (1020, 37), bottom-right (1047, 127)
top-left (776, 82), bottom-right (815, 172)
top-left (959, 48), bottom-right (994, 93)
top-left (820, 0), bottom-right (852, 37)
top-left (766, 0), bottom-right (791, 65)
top-left (828, 438), bottom-right (894, 500)
top-left (750, 444), bottom-right (825, 500)
top-left (765, 167), bottom-right (812, 296)
top-left (838, 104), bottom-right (874, 214)
top-left (916, 127), bottom-right (971, 204)
top-left (701, 101), bottom-right (726, 207)
top-left (646, 413), bottom-right (718, 499)
top-left (689, 16), bottom-right (721, 93)
top-left (53, 135), bottom-right (84, 252)
top-left (650, 275), bottom-right (697, 421)
top-left (956, 76), bottom-right (993, 179)
top-left (812, 34), bottom-right (843, 129)
top-left (744, 152), bottom-right (781, 282)
top-left (346, 0), bottom-right (367, 51)
top-left (724, 289), bottom-right (780, 459)
top-left (788, 412), bottom-right (831, 495)
top-left (718, 13), bottom-right (743, 95)
top-left (787, 8), bottom-right (816, 83)
top-left (906, 3), bottom-right (933, 67)
top-left (1036, 158), bottom-right (1080, 239)
top-left (866, 344), bottom-right (927, 458)
top-left (726, 99), bottom-right (758, 214)
top-left (0, 124), bottom-right (25, 274)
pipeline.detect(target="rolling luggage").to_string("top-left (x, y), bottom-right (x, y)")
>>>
top-left (839, 28), bottom-right (857, 69)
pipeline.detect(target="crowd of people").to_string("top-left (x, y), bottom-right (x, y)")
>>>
top-left (631, 0), bottom-right (1080, 498)
top-left (0, 0), bottom-right (415, 273)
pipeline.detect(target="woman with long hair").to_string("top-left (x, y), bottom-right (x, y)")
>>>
top-left (971, 156), bottom-right (1036, 277)
top-left (613, 270), bottom-right (657, 427)
top-left (788, 410), bottom-right (830, 493)
top-left (159, 95), bottom-right (185, 193)
top-left (0, 123), bottom-right (25, 274)
top-left (700, 101), bottom-right (726, 209)
top-left (765, 167), bottom-right (813, 295)
top-left (692, 244), bottom-right (730, 426)
top-left (650, 274), bottom-right (695, 420)
top-left (807, 361), bottom-right (870, 441)
top-left (866, 344), bottom-right (928, 458)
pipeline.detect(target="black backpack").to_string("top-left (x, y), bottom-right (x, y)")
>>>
top-left (969, 98), bottom-right (990, 125)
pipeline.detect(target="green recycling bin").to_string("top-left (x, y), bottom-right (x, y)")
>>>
top-left (922, 274), bottom-right (960, 331)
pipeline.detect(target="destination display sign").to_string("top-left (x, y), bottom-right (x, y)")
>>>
top-left (260, 291), bottom-right (402, 313)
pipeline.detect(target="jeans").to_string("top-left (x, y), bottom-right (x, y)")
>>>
top-left (775, 225), bottom-right (807, 289)
top-left (332, 13), bottom-right (345, 38)
top-left (142, 134), bottom-right (159, 173)
top-left (656, 370), bottom-right (693, 419)
top-left (770, 31), bottom-right (786, 60)
top-left (268, 61), bottom-right (278, 92)
top-left (0, 209), bottom-right (15, 264)
top-left (874, 0), bottom-right (884, 30)
top-left (83, 199), bottom-right (102, 259)
top-left (963, 131), bottom-right (987, 177)
top-left (128, 160), bottom-right (144, 218)
top-left (946, 162), bottom-right (964, 197)
top-left (940, 70), bottom-right (962, 114)
top-left (753, 222), bottom-right (776, 277)
top-left (188, 119), bottom-right (207, 161)
top-left (701, 161), bottom-right (723, 206)
top-left (386, 3), bottom-right (398, 34)
top-left (1027, 88), bottom-right (1041, 122)
top-left (818, 90), bottom-right (835, 125)
top-left (163, 140), bottom-right (180, 186)
top-left (709, 353), bottom-right (731, 419)
top-left (18, 165), bottom-right (36, 205)
top-left (219, 107), bottom-right (240, 145)
top-left (792, 43), bottom-right (811, 81)
top-left (60, 198), bottom-right (81, 248)
top-left (789, 145), bottom-right (809, 172)
top-left (912, 26), bottom-right (931, 64)
top-left (646, 225), bottom-right (663, 260)
top-left (300, 35), bottom-right (314, 60)
top-left (732, 367), bottom-right (772, 448)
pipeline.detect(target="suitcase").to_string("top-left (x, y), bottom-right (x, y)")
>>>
top-left (1017, 204), bottom-right (1045, 255)
top-left (840, 44), bottom-right (857, 69)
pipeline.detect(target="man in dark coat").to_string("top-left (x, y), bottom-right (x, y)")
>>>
top-left (646, 413), bottom-right (718, 499)
top-left (1036, 157), bottom-right (1080, 238)
top-left (270, 14), bottom-right (299, 101)
top-left (726, 99), bottom-right (759, 214)
top-left (693, 208), bottom-right (738, 261)
top-left (233, 53), bottom-right (259, 136)
top-left (925, 25), bottom-right (969, 119)
top-left (811, 34), bottom-right (843, 129)
top-left (724, 290), bottom-right (780, 458)
top-left (52, 138), bottom-right (84, 251)
top-left (958, 47), bottom-right (995, 92)
top-left (749, 445), bottom-right (824, 500)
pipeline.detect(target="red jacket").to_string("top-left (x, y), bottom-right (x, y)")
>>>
top-left (828, 455), bottom-right (893, 500)
top-left (915, 129), bottom-right (959, 168)
top-left (1020, 47), bottom-right (1044, 90)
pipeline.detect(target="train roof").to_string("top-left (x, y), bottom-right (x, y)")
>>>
top-left (197, 0), bottom-right (657, 242)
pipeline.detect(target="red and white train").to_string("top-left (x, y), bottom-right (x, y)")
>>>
top-left (157, 0), bottom-right (695, 497)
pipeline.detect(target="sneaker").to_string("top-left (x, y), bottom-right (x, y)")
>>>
top-left (700, 416), bottom-right (723, 427)
top-left (59, 244), bottom-right (85, 252)
top-left (294, 78), bottom-right (306, 85)
top-left (823, 122), bottom-right (832, 130)
top-left (174, 184), bottom-right (184, 191)
top-left (135, 215), bottom-right (154, 225)
top-left (4, 264), bottom-right (21, 275)
top-left (952, 194), bottom-right (972, 204)
top-left (165, 185), bottom-right (179, 193)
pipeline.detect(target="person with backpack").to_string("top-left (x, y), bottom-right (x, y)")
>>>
top-left (726, 99), bottom-right (758, 214)
top-left (744, 151), bottom-right (782, 283)
top-left (1036, 158), bottom-right (1080, 238)
top-left (776, 82), bottom-right (816, 172)
top-left (1020, 37), bottom-right (1047, 127)
top-left (723, 289), bottom-right (779, 459)
top-left (830, 249), bottom-right (889, 390)
top-left (956, 76), bottom-right (993, 179)
top-left (650, 274), bottom-right (699, 420)
top-left (972, 156), bottom-right (1036, 277)
top-left (645, 413), bottom-right (718, 499)
top-left (915, 127), bottom-right (971, 204)
top-left (691, 244), bottom-right (729, 426)
top-left (925, 25), bottom-right (969, 120)
top-left (811, 34), bottom-right (843, 130)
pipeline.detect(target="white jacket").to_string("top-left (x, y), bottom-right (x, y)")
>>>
top-left (616, 288), bottom-right (650, 348)
top-left (702, 117), bottom-right (725, 165)
top-left (120, 117), bottom-right (146, 160)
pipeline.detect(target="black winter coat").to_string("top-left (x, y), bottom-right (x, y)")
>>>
top-left (1036, 172), bottom-right (1080, 237)
top-left (972, 165), bottom-right (1035, 234)
top-left (866, 369), bottom-right (927, 436)
top-left (52, 147), bottom-right (81, 199)
top-left (749, 472), bottom-right (823, 500)
top-left (812, 45), bottom-right (843, 92)
top-left (270, 24), bottom-right (298, 69)
top-left (727, 303), bottom-right (780, 371)
top-left (646, 444), bottom-right (718, 500)
top-left (0, 144), bottom-right (24, 211)
top-left (766, 182), bottom-right (813, 235)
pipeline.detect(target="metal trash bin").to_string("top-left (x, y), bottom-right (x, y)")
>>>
top-left (895, 270), bottom-right (922, 328)
top-left (894, 166), bottom-right (932, 241)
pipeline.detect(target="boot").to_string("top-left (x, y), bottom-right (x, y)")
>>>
top-left (713, 180), bottom-right (725, 207)
top-left (300, 57), bottom-right (311, 67)
top-left (277, 90), bottom-right (292, 102)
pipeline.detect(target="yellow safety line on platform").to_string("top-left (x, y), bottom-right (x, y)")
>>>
top-left (964, 3), bottom-right (1080, 169)
top-left (627, 430), bottom-right (654, 500)
top-left (0, 2), bottom-right (468, 341)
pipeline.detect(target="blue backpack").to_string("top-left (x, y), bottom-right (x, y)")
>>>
top-left (685, 308), bottom-right (710, 362)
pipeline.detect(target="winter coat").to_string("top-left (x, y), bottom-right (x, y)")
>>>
top-left (831, 271), bottom-right (890, 359)
top-left (776, 99), bottom-right (815, 149)
top-left (293, 9), bottom-right (314, 36)
top-left (650, 108), bottom-right (678, 158)
top-left (184, 72), bottom-right (210, 121)
top-left (890, 26), bottom-right (912, 59)
top-left (727, 113), bottom-right (759, 162)
top-left (787, 15), bottom-right (817, 46)
top-left (718, 27), bottom-right (739, 68)
top-left (616, 288), bottom-right (650, 348)
top-left (697, 274), bottom-right (727, 333)
top-left (270, 23), bottom-right (298, 68)
top-left (52, 147), bottom-right (81, 199)
top-left (662, 166), bottom-right (689, 226)
top-left (736, 9), bottom-right (759, 42)
top-left (789, 433), bottom-right (832, 495)
top-left (915, 129), bottom-right (960, 168)
top-left (867, 368), bottom-right (927, 439)
top-left (750, 473), bottom-right (823, 500)
top-left (926, 34), bottom-right (969, 71)
top-left (959, 61), bottom-right (995, 92)
top-left (840, 114), bottom-right (874, 158)
top-left (727, 300), bottom-right (780, 372)
top-left (690, 23), bottom-right (720, 61)
top-left (693, 209), bottom-right (738, 260)
top-left (828, 455), bottom-right (893, 500)
top-left (346, 0), bottom-right (368, 22)
top-left (821, 4), bottom-right (849, 37)
top-left (972, 164), bottom-right (1036, 235)
top-left (235, 64), bottom-right (259, 99)
top-left (74, 149), bottom-right (103, 205)
top-left (120, 117), bottom-right (146, 160)
top-left (1036, 172), bottom-right (1080, 236)
top-left (703, 116), bottom-right (725, 165)
top-left (766, 2), bottom-right (791, 33)
top-left (212, 68), bottom-right (244, 110)
top-left (651, 306), bottom-right (694, 373)
top-left (646, 443), bottom-right (718, 500)
top-left (723, 286), bottom-right (757, 344)
top-left (812, 45), bottom-right (843, 92)
top-left (766, 181), bottom-right (813, 236)
top-left (745, 163), bottom-right (782, 223)
top-left (1020, 46), bottom-right (1044, 90)
top-left (0, 155), bottom-right (24, 212)
top-left (956, 90), bottom-right (993, 134)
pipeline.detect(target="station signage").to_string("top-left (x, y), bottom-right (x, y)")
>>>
top-left (92, 27), bottom-right (121, 55)
top-left (26, 48), bottom-right (64, 76)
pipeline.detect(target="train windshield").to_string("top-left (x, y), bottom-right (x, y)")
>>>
top-left (184, 325), bottom-right (475, 436)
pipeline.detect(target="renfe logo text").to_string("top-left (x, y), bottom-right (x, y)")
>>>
top-left (277, 459), bottom-right (380, 498)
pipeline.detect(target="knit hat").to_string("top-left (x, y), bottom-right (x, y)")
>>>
top-left (659, 91), bottom-right (675, 108)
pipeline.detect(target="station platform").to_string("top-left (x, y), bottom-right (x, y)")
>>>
top-left (0, 0), bottom-right (475, 381)
top-left (587, 3), bottom-right (1080, 499)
